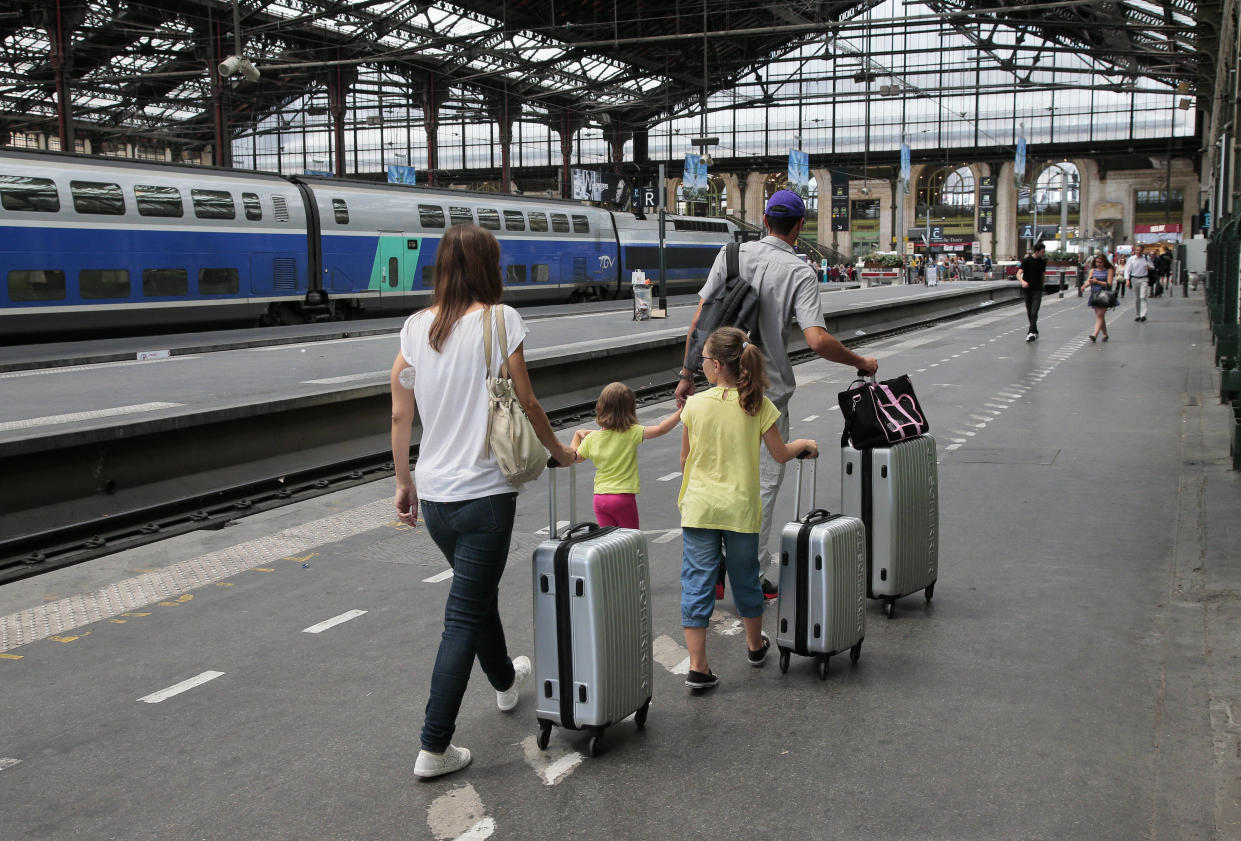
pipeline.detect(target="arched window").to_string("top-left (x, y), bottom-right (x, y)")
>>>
top-left (1016, 162), bottom-right (1081, 252)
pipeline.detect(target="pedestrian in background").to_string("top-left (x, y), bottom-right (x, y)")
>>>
top-left (1126, 245), bottom-right (1154, 321)
top-left (1084, 254), bottom-right (1116, 342)
top-left (1017, 242), bottom-right (1047, 342)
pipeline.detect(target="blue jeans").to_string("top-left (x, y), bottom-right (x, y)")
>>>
top-left (419, 492), bottom-right (518, 753)
top-left (680, 528), bottom-right (764, 628)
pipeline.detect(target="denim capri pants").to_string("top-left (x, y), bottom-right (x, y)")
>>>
top-left (680, 527), bottom-right (764, 627)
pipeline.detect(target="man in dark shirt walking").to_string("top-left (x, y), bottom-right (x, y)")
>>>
top-left (1017, 242), bottom-right (1047, 342)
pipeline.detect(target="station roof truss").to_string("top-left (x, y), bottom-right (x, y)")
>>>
top-left (0, 0), bottom-right (1214, 154)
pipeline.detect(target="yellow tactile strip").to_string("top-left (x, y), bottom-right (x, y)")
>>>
top-left (0, 498), bottom-right (392, 652)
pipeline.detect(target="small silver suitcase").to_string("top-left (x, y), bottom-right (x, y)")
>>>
top-left (775, 457), bottom-right (866, 680)
top-left (841, 434), bottom-right (939, 618)
top-left (533, 462), bottom-right (652, 757)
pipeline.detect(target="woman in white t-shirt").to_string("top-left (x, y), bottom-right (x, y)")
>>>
top-left (390, 224), bottom-right (574, 779)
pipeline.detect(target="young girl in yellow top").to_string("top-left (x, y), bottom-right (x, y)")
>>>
top-left (571, 382), bottom-right (681, 528)
top-left (678, 327), bottom-right (818, 691)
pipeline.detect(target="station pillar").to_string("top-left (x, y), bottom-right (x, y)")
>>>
top-left (744, 171), bottom-right (768, 223)
top-left (43, 0), bottom-right (85, 152)
top-left (326, 63), bottom-right (357, 178)
top-left (605, 123), bottom-right (632, 175)
top-left (485, 87), bottom-right (516, 192)
top-left (554, 111), bottom-right (586, 199)
top-left (419, 73), bottom-right (451, 187)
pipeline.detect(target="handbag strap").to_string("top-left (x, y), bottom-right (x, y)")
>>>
top-left (481, 305), bottom-right (510, 381)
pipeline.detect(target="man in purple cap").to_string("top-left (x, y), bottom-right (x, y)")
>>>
top-left (675, 189), bottom-right (879, 598)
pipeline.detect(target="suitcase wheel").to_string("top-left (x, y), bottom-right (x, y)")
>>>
top-left (924, 582), bottom-right (935, 602)
top-left (884, 599), bottom-right (896, 619)
top-left (536, 721), bottom-right (552, 751)
top-left (587, 728), bottom-right (604, 758)
top-left (635, 699), bottom-right (650, 729)
top-left (816, 656), bottom-right (829, 681)
top-left (849, 640), bottom-right (862, 665)
top-left (778, 649), bottom-right (790, 674)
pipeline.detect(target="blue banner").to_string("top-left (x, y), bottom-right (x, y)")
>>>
top-left (899, 143), bottom-right (911, 183)
top-left (304, 169), bottom-right (334, 177)
top-left (682, 154), bottom-right (708, 203)
top-left (1014, 137), bottom-right (1027, 186)
top-left (787, 149), bottom-right (810, 197)
top-left (387, 165), bottom-right (417, 185)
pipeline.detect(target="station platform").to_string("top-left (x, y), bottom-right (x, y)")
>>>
top-left (2, 286), bottom-right (1238, 840)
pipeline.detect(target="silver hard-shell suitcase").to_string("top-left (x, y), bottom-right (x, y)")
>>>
top-left (533, 462), bottom-right (652, 757)
top-left (841, 434), bottom-right (939, 618)
top-left (775, 456), bottom-right (866, 680)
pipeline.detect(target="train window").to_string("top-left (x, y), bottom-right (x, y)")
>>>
top-left (449, 206), bottom-right (473, 226)
top-left (528, 212), bottom-right (548, 232)
top-left (135, 185), bottom-right (183, 217)
top-left (80, 269), bottom-right (131, 299)
top-left (572, 215), bottom-right (590, 234)
top-left (199, 267), bottom-right (239, 295)
top-left (0, 175), bottom-right (60, 212)
top-left (504, 210), bottom-right (525, 232)
top-left (191, 189), bottom-right (236, 220)
top-left (243, 193), bottom-right (263, 221)
top-left (532, 264), bottom-right (551, 283)
top-left (506, 265), bottom-right (527, 284)
top-left (272, 195), bottom-right (290, 222)
top-left (142, 268), bottom-right (188, 297)
top-left (6, 269), bottom-right (65, 301)
top-left (422, 266), bottom-right (436, 287)
top-left (477, 208), bottom-right (500, 230)
top-left (419, 205), bottom-right (445, 228)
top-left (70, 181), bottom-right (125, 215)
top-left (332, 198), bottom-right (349, 224)
top-left (551, 213), bottom-right (570, 233)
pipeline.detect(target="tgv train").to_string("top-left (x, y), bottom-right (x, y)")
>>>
top-left (0, 149), bottom-right (739, 341)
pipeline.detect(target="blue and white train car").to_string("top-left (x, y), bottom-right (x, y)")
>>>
top-left (0, 149), bottom-right (311, 339)
top-left (298, 178), bottom-right (620, 317)
top-left (614, 212), bottom-right (739, 297)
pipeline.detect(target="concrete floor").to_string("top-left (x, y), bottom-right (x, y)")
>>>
top-left (1, 288), bottom-right (1238, 841)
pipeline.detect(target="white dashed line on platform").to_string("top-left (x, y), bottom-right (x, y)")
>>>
top-left (653, 634), bottom-right (691, 674)
top-left (303, 610), bottom-right (367, 634)
top-left (521, 735), bottom-right (584, 786)
top-left (534, 521), bottom-right (570, 536)
top-left (426, 783), bottom-right (496, 841)
top-left (422, 569), bottom-right (455, 584)
top-left (801, 414), bottom-right (820, 422)
top-left (301, 371), bottom-right (387, 385)
top-left (652, 529), bottom-right (682, 544)
top-left (0, 758), bottom-right (21, 772)
top-left (657, 472), bottom-right (682, 482)
top-left (0, 402), bottom-right (184, 433)
top-left (138, 670), bottom-right (224, 704)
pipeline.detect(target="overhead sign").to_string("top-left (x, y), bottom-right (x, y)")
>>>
top-left (978, 175), bottom-right (996, 233)
top-left (386, 165), bottom-right (416, 185)
top-left (633, 186), bottom-right (660, 209)
top-left (830, 170), bottom-right (850, 232)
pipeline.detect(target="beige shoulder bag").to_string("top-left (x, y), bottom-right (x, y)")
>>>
top-left (482, 305), bottom-right (547, 486)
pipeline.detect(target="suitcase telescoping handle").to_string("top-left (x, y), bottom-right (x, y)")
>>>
top-left (791, 450), bottom-right (818, 519)
top-left (545, 456), bottom-right (578, 537)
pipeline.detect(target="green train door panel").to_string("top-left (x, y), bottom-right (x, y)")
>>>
top-left (369, 232), bottom-right (420, 294)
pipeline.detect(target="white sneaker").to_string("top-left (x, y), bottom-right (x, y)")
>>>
top-left (414, 744), bottom-right (472, 779)
top-left (496, 655), bottom-right (531, 712)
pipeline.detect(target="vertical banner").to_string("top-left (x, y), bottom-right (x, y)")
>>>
top-left (682, 153), bottom-right (708, 205)
top-left (899, 143), bottom-right (911, 194)
top-left (978, 175), bottom-right (996, 233)
top-left (830, 170), bottom-right (850, 232)
top-left (787, 149), bottom-right (811, 197)
top-left (1014, 137), bottom-right (1027, 189)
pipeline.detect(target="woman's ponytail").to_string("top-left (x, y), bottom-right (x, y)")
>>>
top-left (705, 326), bottom-right (769, 416)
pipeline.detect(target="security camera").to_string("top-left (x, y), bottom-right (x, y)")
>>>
top-left (218, 55), bottom-right (241, 77)
top-left (239, 58), bottom-right (260, 83)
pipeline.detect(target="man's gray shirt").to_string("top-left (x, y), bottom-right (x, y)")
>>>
top-left (698, 236), bottom-right (824, 409)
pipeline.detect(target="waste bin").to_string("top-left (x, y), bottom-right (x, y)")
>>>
top-left (631, 270), bottom-right (652, 321)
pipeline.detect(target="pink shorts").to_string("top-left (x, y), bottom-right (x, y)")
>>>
top-left (593, 493), bottom-right (639, 529)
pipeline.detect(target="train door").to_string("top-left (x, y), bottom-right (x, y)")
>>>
top-left (372, 231), bottom-right (415, 296)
